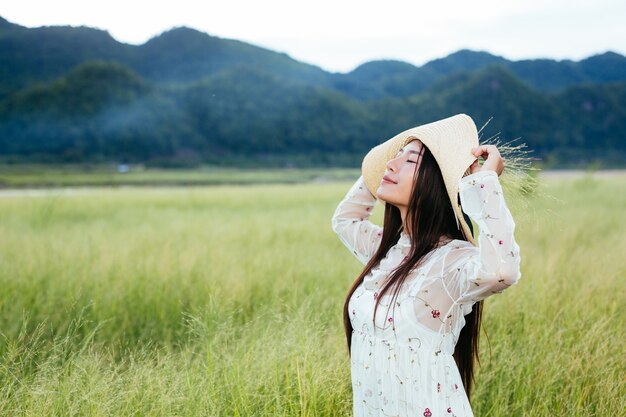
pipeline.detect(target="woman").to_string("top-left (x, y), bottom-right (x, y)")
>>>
top-left (331, 114), bottom-right (522, 417)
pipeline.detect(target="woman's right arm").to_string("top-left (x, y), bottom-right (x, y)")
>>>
top-left (331, 175), bottom-right (383, 265)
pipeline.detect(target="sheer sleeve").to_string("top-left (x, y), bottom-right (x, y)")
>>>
top-left (443, 170), bottom-right (522, 304)
top-left (331, 175), bottom-right (383, 265)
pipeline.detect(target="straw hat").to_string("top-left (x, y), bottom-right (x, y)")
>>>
top-left (361, 113), bottom-right (479, 246)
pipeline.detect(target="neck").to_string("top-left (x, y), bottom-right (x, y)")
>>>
top-left (399, 206), bottom-right (452, 244)
top-left (399, 205), bottom-right (410, 237)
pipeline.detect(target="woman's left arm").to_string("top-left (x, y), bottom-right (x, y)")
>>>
top-left (444, 169), bottom-right (522, 304)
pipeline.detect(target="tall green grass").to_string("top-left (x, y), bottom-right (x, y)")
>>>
top-left (0, 175), bottom-right (623, 416)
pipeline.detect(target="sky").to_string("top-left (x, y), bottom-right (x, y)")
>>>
top-left (3, 0), bottom-right (626, 73)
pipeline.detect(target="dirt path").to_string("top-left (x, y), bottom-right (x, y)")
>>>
top-left (536, 169), bottom-right (626, 179)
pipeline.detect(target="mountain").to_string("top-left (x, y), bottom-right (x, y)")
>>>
top-left (329, 60), bottom-right (428, 100)
top-left (579, 51), bottom-right (626, 83)
top-left (0, 60), bottom-right (372, 163)
top-left (1, 15), bottom-right (625, 167)
top-left (132, 27), bottom-right (331, 86)
top-left (554, 81), bottom-right (626, 153)
top-left (330, 49), bottom-right (626, 100)
top-left (421, 49), bottom-right (508, 76)
top-left (1, 15), bottom-right (625, 100)
top-left (360, 64), bottom-right (561, 151)
top-left (0, 22), bottom-right (132, 97)
top-left (0, 16), bottom-right (23, 31)
top-left (0, 18), bottom-right (332, 98)
top-left (0, 60), bottom-right (182, 159)
top-left (506, 51), bottom-right (626, 94)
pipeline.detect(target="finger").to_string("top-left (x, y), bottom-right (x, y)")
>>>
top-left (473, 149), bottom-right (487, 158)
top-left (473, 145), bottom-right (497, 157)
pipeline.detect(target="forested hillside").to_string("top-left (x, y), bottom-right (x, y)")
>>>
top-left (1, 16), bottom-right (624, 167)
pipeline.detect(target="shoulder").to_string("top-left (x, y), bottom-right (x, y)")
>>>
top-left (439, 239), bottom-right (479, 270)
top-left (448, 239), bottom-right (477, 251)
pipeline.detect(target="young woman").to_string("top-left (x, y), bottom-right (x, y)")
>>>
top-left (331, 114), bottom-right (522, 417)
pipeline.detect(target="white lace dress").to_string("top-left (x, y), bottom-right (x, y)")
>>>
top-left (331, 170), bottom-right (522, 417)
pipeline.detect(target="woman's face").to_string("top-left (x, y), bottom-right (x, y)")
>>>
top-left (375, 139), bottom-right (424, 207)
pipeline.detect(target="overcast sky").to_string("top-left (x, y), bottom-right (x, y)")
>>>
top-left (3, 0), bottom-right (625, 73)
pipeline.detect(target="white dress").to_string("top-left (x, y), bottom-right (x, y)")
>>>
top-left (331, 170), bottom-right (522, 417)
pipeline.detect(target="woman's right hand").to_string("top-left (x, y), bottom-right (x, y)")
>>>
top-left (469, 145), bottom-right (504, 176)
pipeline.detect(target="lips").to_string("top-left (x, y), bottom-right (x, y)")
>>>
top-left (382, 175), bottom-right (397, 184)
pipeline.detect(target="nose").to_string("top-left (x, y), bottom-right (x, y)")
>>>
top-left (386, 156), bottom-right (398, 173)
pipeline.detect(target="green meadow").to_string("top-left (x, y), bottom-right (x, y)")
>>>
top-left (0, 172), bottom-right (624, 416)
top-left (0, 164), bottom-right (359, 188)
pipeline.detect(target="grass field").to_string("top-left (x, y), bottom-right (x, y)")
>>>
top-left (0, 172), bottom-right (624, 416)
top-left (0, 164), bottom-right (361, 188)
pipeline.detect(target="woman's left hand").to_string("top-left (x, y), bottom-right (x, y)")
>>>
top-left (469, 145), bottom-right (504, 176)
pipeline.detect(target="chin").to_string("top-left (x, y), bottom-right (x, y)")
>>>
top-left (376, 188), bottom-right (389, 202)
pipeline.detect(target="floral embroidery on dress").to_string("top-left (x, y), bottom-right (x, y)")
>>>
top-left (332, 172), bottom-right (522, 417)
